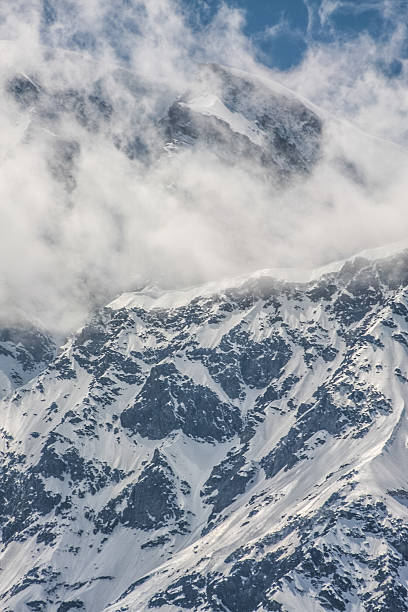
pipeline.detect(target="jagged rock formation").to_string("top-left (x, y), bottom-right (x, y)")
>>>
top-left (0, 250), bottom-right (407, 610)
top-left (161, 63), bottom-right (322, 178)
top-left (0, 324), bottom-right (56, 399)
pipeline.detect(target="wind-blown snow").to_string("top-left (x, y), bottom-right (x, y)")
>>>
top-left (180, 93), bottom-right (263, 145)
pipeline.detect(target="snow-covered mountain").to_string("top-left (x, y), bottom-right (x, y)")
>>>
top-left (160, 64), bottom-right (322, 178)
top-left (2, 53), bottom-right (408, 612)
top-left (1, 248), bottom-right (408, 610)
top-left (5, 63), bottom-right (323, 186)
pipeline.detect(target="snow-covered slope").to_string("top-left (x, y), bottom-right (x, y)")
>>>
top-left (0, 249), bottom-right (408, 610)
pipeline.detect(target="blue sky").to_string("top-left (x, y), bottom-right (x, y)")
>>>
top-left (35, 0), bottom-right (408, 79)
top-left (186, 0), bottom-right (408, 73)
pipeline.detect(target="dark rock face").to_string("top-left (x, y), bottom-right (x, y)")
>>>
top-left (73, 319), bottom-right (143, 385)
top-left (0, 326), bottom-right (55, 371)
top-left (56, 601), bottom-right (85, 612)
top-left (96, 449), bottom-right (187, 534)
top-left (161, 63), bottom-right (322, 178)
top-left (201, 447), bottom-right (257, 528)
top-left (261, 381), bottom-right (392, 480)
top-left (189, 329), bottom-right (291, 401)
top-left (121, 449), bottom-right (183, 530)
top-left (239, 334), bottom-right (291, 388)
top-left (0, 251), bottom-right (408, 610)
top-left (0, 453), bottom-right (61, 543)
top-left (120, 362), bottom-right (242, 442)
top-left (162, 101), bottom-right (278, 172)
top-left (151, 494), bottom-right (408, 612)
top-left (0, 324), bottom-right (56, 396)
top-left (34, 432), bottom-right (125, 494)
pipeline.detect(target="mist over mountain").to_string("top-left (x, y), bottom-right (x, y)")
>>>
top-left (0, 2), bottom-right (408, 611)
top-left (0, 0), bottom-right (407, 333)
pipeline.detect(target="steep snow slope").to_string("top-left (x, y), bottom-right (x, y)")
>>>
top-left (0, 250), bottom-right (407, 610)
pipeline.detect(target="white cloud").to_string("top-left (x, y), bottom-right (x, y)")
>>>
top-left (0, 0), bottom-right (407, 333)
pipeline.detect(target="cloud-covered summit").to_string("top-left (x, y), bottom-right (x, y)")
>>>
top-left (0, 0), bottom-right (407, 333)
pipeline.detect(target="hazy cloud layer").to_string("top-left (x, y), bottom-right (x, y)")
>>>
top-left (0, 0), bottom-right (407, 333)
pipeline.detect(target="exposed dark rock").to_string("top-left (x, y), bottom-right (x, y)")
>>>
top-left (120, 362), bottom-right (241, 441)
top-left (201, 447), bottom-right (257, 526)
top-left (96, 450), bottom-right (187, 534)
top-left (0, 454), bottom-right (61, 543)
